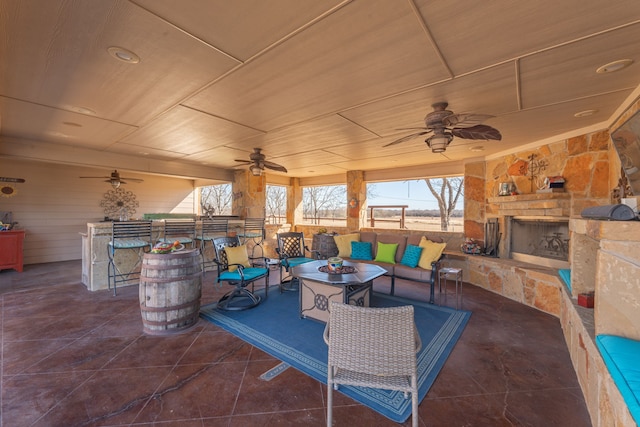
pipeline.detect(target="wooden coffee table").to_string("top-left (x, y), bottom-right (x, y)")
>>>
top-left (292, 260), bottom-right (386, 323)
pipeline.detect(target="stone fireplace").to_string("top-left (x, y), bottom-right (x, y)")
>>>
top-left (488, 193), bottom-right (571, 268)
top-left (508, 216), bottom-right (569, 268)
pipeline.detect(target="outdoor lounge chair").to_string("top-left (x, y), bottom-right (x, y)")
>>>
top-left (323, 302), bottom-right (421, 427)
top-left (276, 232), bottom-right (319, 292)
top-left (212, 236), bottom-right (269, 311)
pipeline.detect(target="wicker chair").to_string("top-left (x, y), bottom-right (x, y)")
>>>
top-left (323, 302), bottom-right (422, 427)
top-left (276, 232), bottom-right (319, 292)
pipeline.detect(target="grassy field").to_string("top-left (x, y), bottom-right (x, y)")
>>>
top-left (302, 216), bottom-right (464, 232)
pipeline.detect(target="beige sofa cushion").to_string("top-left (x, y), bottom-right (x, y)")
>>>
top-left (418, 236), bottom-right (447, 269)
top-left (333, 233), bottom-right (359, 257)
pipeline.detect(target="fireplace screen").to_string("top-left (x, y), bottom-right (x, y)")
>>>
top-left (510, 218), bottom-right (569, 262)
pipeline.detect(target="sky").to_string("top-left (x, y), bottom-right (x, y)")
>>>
top-left (367, 179), bottom-right (464, 210)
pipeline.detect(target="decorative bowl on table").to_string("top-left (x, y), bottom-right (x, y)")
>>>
top-left (327, 257), bottom-right (343, 272)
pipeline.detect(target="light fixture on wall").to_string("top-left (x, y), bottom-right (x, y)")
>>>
top-left (426, 133), bottom-right (453, 153)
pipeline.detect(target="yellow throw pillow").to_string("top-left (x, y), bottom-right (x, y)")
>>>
top-left (225, 245), bottom-right (251, 272)
top-left (418, 236), bottom-right (446, 269)
top-left (333, 233), bottom-right (360, 257)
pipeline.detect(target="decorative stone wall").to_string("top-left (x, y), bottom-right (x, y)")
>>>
top-left (486, 130), bottom-right (612, 217)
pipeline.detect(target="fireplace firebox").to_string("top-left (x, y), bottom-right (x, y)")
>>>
top-left (507, 216), bottom-right (569, 268)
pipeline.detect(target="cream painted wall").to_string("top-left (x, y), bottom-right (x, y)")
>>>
top-left (1, 159), bottom-right (197, 265)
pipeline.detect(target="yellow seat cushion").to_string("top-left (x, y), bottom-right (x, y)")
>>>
top-left (333, 233), bottom-right (360, 257)
top-left (225, 245), bottom-right (251, 272)
top-left (418, 236), bottom-right (446, 269)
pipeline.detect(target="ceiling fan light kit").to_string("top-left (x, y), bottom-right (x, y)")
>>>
top-left (249, 164), bottom-right (263, 176)
top-left (385, 102), bottom-right (501, 153)
top-left (427, 133), bottom-right (453, 153)
top-left (79, 170), bottom-right (143, 188)
top-left (235, 148), bottom-right (287, 175)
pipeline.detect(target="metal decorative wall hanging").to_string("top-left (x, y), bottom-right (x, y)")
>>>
top-left (100, 188), bottom-right (139, 220)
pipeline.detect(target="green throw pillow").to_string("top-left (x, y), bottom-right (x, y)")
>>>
top-left (374, 242), bottom-right (398, 264)
top-left (400, 244), bottom-right (423, 268)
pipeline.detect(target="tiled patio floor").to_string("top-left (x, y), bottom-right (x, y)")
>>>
top-left (0, 261), bottom-right (591, 426)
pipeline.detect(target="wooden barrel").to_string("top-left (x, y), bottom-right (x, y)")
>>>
top-left (139, 249), bottom-right (202, 335)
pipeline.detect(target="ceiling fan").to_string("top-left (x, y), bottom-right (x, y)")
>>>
top-left (79, 170), bottom-right (143, 189)
top-left (234, 148), bottom-right (288, 176)
top-left (384, 102), bottom-right (502, 153)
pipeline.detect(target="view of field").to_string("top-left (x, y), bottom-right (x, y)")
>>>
top-left (299, 215), bottom-right (464, 232)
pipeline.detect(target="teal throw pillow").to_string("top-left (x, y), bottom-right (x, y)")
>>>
top-left (351, 241), bottom-right (373, 260)
top-left (400, 244), bottom-right (423, 268)
top-left (374, 242), bottom-right (398, 264)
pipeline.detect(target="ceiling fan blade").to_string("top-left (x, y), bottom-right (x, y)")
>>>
top-left (234, 159), bottom-right (251, 165)
top-left (383, 131), bottom-right (432, 147)
top-left (121, 177), bottom-right (144, 182)
top-left (263, 160), bottom-right (288, 173)
top-left (443, 113), bottom-right (494, 128)
top-left (451, 124), bottom-right (502, 140)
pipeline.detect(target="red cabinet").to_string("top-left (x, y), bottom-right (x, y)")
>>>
top-left (0, 230), bottom-right (25, 272)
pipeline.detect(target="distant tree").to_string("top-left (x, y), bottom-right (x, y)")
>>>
top-left (266, 185), bottom-right (287, 223)
top-left (303, 185), bottom-right (346, 224)
top-left (424, 177), bottom-right (463, 231)
top-left (200, 184), bottom-right (232, 217)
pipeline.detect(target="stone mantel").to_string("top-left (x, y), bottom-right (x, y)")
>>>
top-left (488, 193), bottom-right (571, 217)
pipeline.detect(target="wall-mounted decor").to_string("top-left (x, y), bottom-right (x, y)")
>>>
top-left (611, 109), bottom-right (640, 195)
top-left (0, 177), bottom-right (25, 198)
top-left (0, 183), bottom-right (18, 198)
top-left (100, 188), bottom-right (139, 221)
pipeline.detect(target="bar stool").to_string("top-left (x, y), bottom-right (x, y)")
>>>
top-left (438, 267), bottom-right (463, 310)
top-left (107, 221), bottom-right (153, 296)
top-left (157, 219), bottom-right (197, 248)
top-left (195, 218), bottom-right (228, 273)
top-left (238, 218), bottom-right (265, 258)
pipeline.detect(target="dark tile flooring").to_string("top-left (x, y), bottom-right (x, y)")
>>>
top-left (0, 261), bottom-right (592, 426)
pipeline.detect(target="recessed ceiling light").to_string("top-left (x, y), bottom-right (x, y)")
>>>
top-left (596, 59), bottom-right (633, 74)
top-left (62, 121), bottom-right (82, 127)
top-left (63, 105), bottom-right (96, 115)
top-left (469, 145), bottom-right (485, 152)
top-left (574, 109), bottom-right (598, 118)
top-left (107, 46), bottom-right (140, 64)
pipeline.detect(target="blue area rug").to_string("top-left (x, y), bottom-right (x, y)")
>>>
top-left (200, 289), bottom-right (470, 423)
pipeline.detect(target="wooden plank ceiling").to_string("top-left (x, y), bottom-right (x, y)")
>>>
top-left (1, 0), bottom-right (640, 179)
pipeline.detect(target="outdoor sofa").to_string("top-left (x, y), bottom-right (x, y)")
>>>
top-left (334, 231), bottom-right (447, 304)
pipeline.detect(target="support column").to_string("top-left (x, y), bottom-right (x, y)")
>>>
top-left (464, 161), bottom-right (486, 241)
top-left (232, 170), bottom-right (266, 218)
top-left (346, 170), bottom-right (366, 232)
top-left (286, 177), bottom-right (303, 228)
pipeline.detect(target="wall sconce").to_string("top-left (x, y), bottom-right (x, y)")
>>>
top-left (349, 197), bottom-right (358, 209)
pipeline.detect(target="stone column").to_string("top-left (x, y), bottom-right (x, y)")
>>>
top-left (287, 177), bottom-right (303, 227)
top-left (232, 170), bottom-right (266, 219)
top-left (464, 161), bottom-right (485, 241)
top-left (346, 170), bottom-right (366, 232)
